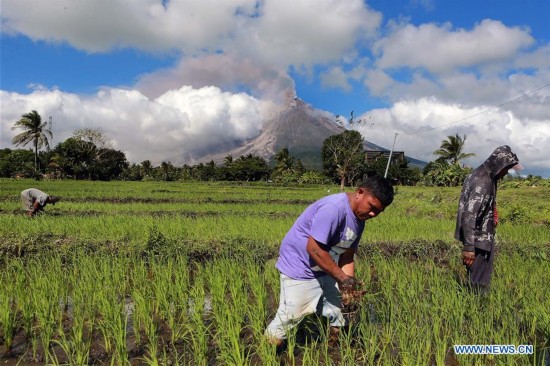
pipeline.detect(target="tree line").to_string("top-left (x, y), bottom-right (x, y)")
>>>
top-left (2, 109), bottom-right (514, 187)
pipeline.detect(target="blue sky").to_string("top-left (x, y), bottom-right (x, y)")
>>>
top-left (1, 0), bottom-right (549, 176)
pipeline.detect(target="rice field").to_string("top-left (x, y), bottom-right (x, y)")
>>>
top-left (0, 179), bottom-right (549, 365)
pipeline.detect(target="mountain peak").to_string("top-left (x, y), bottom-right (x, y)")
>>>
top-left (198, 100), bottom-right (385, 169)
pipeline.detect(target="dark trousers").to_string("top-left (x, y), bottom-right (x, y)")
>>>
top-left (467, 247), bottom-right (494, 289)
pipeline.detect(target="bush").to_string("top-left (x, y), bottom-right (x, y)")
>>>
top-left (502, 204), bottom-right (529, 224)
top-left (143, 226), bottom-right (176, 259)
top-left (298, 171), bottom-right (327, 185)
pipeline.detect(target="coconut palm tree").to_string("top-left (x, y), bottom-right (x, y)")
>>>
top-left (433, 134), bottom-right (475, 165)
top-left (11, 110), bottom-right (52, 171)
top-left (223, 154), bottom-right (233, 167)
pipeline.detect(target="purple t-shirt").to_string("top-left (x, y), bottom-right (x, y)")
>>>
top-left (276, 193), bottom-right (365, 280)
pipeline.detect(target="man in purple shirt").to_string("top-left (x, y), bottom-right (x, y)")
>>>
top-left (265, 176), bottom-right (394, 347)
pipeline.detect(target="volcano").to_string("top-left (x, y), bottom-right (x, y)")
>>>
top-left (198, 98), bottom-right (389, 169)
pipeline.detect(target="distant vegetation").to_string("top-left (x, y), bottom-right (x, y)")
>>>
top-left (3, 110), bottom-right (548, 187)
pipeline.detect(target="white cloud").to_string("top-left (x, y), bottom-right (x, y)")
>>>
top-left (515, 44), bottom-right (550, 69)
top-left (363, 69), bottom-right (396, 96)
top-left (1, 86), bottom-right (269, 164)
top-left (1, 0), bottom-right (381, 69)
top-left (373, 19), bottom-right (534, 73)
top-left (355, 96), bottom-right (550, 176)
top-left (0, 0), bottom-right (256, 53)
top-left (360, 61), bottom-right (550, 120)
top-left (320, 67), bottom-right (352, 91)
top-left (238, 0), bottom-right (381, 67)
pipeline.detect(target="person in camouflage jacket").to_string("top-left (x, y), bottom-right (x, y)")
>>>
top-left (455, 145), bottom-right (522, 289)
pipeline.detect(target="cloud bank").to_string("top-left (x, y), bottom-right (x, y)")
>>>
top-left (1, 86), bottom-right (271, 164)
top-left (356, 96), bottom-right (549, 175)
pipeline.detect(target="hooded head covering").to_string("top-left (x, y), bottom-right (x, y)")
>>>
top-left (482, 145), bottom-right (522, 179)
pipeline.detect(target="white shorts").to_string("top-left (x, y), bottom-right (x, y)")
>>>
top-left (21, 191), bottom-right (35, 211)
top-left (265, 273), bottom-right (345, 341)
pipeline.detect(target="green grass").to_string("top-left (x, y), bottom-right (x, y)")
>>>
top-left (0, 178), bottom-right (549, 364)
top-left (1, 179), bottom-right (548, 253)
top-left (1, 252), bottom-right (548, 365)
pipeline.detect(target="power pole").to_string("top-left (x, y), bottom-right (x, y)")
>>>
top-left (49, 116), bottom-right (53, 147)
top-left (384, 133), bottom-right (398, 178)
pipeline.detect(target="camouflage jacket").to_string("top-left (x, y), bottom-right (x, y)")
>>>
top-left (455, 145), bottom-right (520, 252)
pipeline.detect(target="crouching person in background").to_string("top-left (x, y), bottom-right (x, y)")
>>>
top-left (21, 188), bottom-right (60, 217)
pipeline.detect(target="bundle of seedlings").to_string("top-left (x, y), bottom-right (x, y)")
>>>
top-left (340, 280), bottom-right (367, 323)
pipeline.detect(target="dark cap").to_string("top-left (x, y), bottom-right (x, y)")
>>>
top-left (49, 196), bottom-right (61, 205)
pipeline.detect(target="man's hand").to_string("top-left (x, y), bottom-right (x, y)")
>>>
top-left (339, 276), bottom-right (361, 291)
top-left (339, 276), bottom-right (366, 306)
top-left (462, 250), bottom-right (476, 267)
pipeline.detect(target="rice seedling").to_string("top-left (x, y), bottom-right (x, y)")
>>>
top-left (0, 274), bottom-right (17, 355)
top-left (183, 270), bottom-right (210, 365)
top-left (27, 256), bottom-right (66, 363)
top-left (207, 260), bottom-right (249, 364)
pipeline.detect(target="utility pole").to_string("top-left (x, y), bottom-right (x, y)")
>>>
top-left (384, 133), bottom-right (398, 178)
top-left (49, 116), bottom-right (53, 148)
